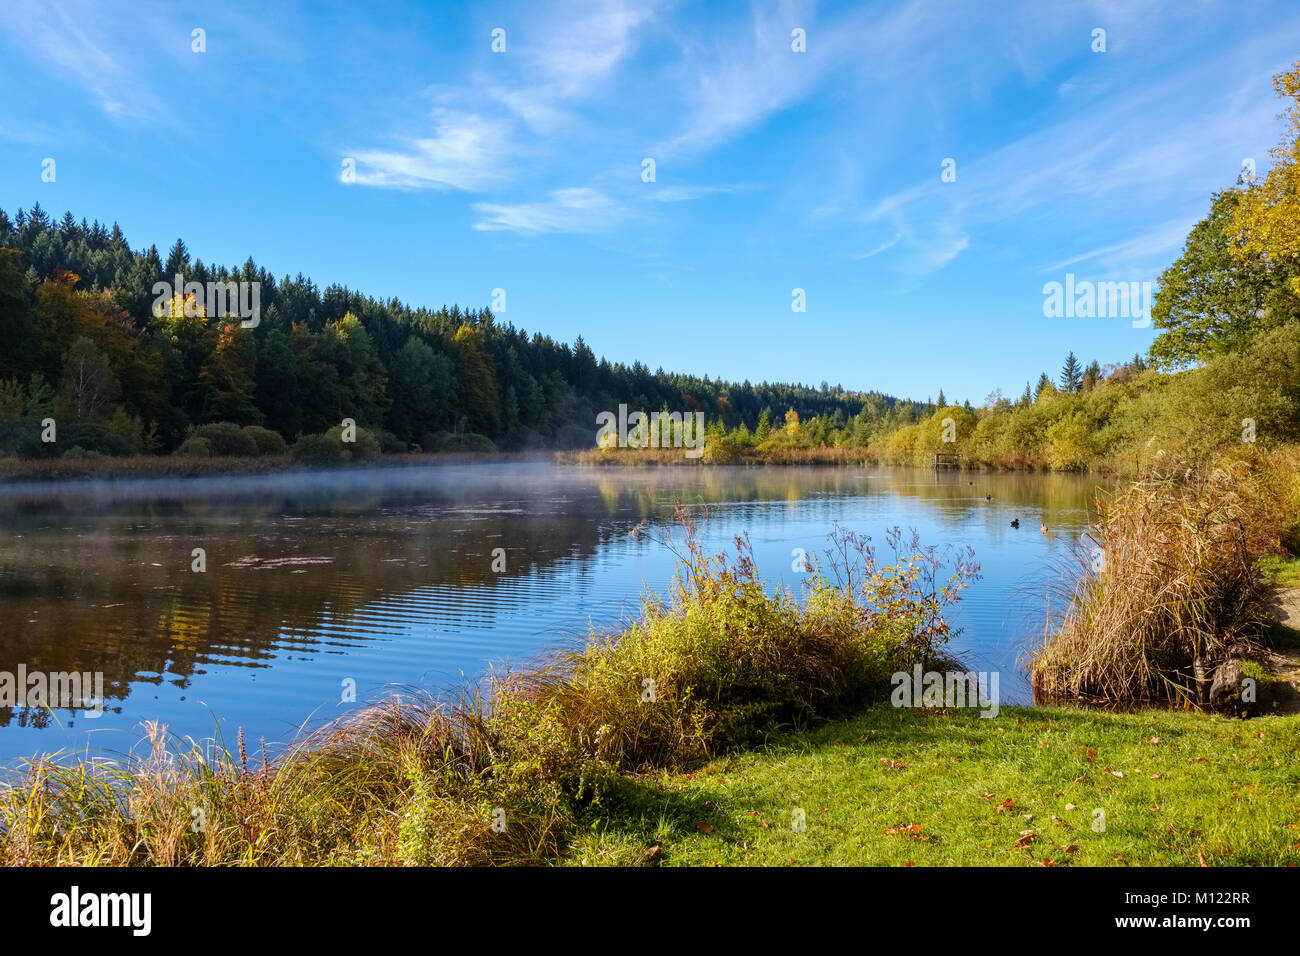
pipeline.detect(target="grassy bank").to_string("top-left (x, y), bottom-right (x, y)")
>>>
top-left (563, 704), bottom-right (1300, 867)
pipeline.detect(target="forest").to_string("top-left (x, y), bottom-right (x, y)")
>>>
top-left (4, 64), bottom-right (1300, 472)
top-left (0, 207), bottom-right (914, 461)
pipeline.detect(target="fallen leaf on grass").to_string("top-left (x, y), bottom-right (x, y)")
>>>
top-left (695, 821), bottom-right (713, 834)
top-left (1064, 803), bottom-right (1077, 811)
top-left (1012, 830), bottom-right (1037, 849)
top-left (884, 823), bottom-right (923, 836)
top-left (1063, 844), bottom-right (1079, 853)
top-left (1085, 747), bottom-right (1096, 763)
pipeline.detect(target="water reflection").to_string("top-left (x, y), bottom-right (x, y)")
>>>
top-left (0, 463), bottom-right (1106, 761)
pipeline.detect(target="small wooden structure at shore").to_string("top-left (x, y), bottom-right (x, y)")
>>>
top-left (934, 452), bottom-right (961, 470)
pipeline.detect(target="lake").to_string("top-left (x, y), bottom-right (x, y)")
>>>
top-left (0, 462), bottom-right (1106, 764)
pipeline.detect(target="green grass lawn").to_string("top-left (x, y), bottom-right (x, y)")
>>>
top-left (563, 704), bottom-right (1300, 866)
top-left (1260, 556), bottom-right (1300, 588)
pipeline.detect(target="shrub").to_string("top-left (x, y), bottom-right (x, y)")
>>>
top-left (241, 425), bottom-right (288, 457)
top-left (108, 407), bottom-right (158, 454)
top-left (0, 419), bottom-right (34, 456)
top-left (419, 431), bottom-right (497, 454)
top-left (543, 510), bottom-right (980, 770)
top-left (1045, 411), bottom-right (1095, 470)
top-left (701, 431), bottom-right (742, 463)
top-left (290, 433), bottom-right (344, 465)
top-left (61, 446), bottom-right (102, 460)
top-left (176, 436), bottom-right (212, 458)
top-left (377, 430), bottom-right (407, 455)
top-left (191, 422), bottom-right (259, 457)
top-left (291, 425), bottom-right (382, 464)
top-left (22, 422), bottom-right (134, 458)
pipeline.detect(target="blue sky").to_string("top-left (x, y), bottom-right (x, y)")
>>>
top-left (1, 0), bottom-right (1297, 404)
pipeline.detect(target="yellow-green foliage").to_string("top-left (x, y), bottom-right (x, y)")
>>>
top-left (674, 321), bottom-right (1300, 474)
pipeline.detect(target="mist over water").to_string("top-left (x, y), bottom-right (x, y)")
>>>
top-left (0, 462), bottom-right (1104, 763)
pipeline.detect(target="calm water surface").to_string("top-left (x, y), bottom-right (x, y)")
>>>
top-left (0, 462), bottom-right (1106, 763)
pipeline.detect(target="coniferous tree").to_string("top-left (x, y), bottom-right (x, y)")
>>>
top-left (1059, 352), bottom-right (1082, 392)
top-left (1080, 359), bottom-right (1102, 391)
top-left (163, 239), bottom-right (190, 279)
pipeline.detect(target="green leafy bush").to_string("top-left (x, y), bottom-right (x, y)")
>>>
top-left (419, 431), bottom-right (497, 453)
top-left (190, 422), bottom-right (259, 457)
top-left (176, 436), bottom-right (212, 458)
top-left (241, 425), bottom-right (288, 457)
top-left (292, 425), bottom-right (382, 464)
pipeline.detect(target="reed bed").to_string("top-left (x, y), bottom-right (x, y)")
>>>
top-left (1031, 455), bottom-right (1295, 705)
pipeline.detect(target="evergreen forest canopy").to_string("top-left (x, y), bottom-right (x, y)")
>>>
top-left (0, 204), bottom-right (933, 457)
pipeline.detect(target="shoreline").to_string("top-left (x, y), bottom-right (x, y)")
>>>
top-left (0, 445), bottom-right (1125, 485)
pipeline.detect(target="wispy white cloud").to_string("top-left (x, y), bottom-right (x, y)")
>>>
top-left (0, 0), bottom-right (159, 119)
top-left (338, 0), bottom-right (1299, 255)
top-left (472, 187), bottom-right (626, 233)
top-left (839, 21), bottom-right (1292, 275)
top-left (348, 0), bottom-right (663, 200)
top-left (347, 110), bottom-right (514, 190)
top-left (1042, 218), bottom-right (1197, 275)
top-left (849, 236), bottom-right (902, 260)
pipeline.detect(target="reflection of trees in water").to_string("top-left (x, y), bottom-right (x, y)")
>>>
top-left (0, 494), bottom-right (626, 721)
top-left (0, 465), bottom-right (1101, 728)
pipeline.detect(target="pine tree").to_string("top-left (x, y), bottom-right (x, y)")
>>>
top-left (1081, 359), bottom-right (1102, 391)
top-left (1035, 372), bottom-right (1052, 400)
top-left (1059, 351), bottom-right (1081, 392)
top-left (937, 388), bottom-right (946, 407)
top-left (164, 238), bottom-right (190, 279)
